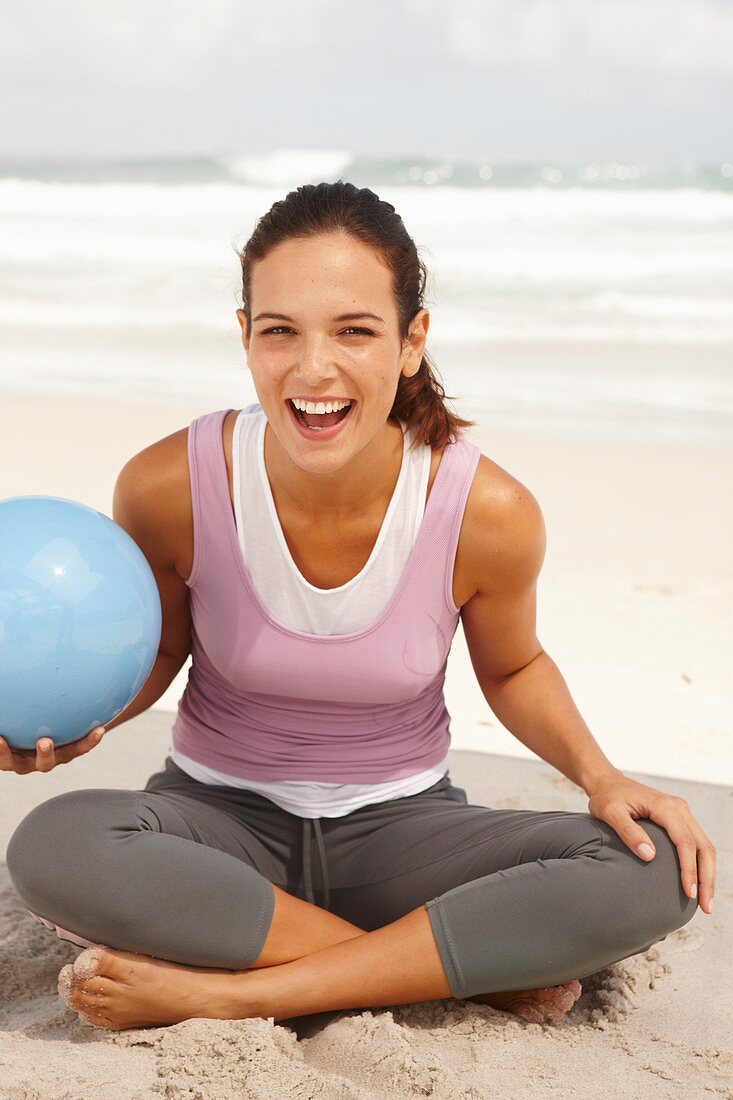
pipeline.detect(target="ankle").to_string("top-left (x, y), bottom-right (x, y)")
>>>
top-left (220, 969), bottom-right (272, 1021)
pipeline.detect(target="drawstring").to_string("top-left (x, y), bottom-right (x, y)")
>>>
top-left (302, 819), bottom-right (314, 906)
top-left (314, 819), bottom-right (330, 911)
top-left (301, 818), bottom-right (330, 910)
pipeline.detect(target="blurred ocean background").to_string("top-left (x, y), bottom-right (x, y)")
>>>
top-left (2, 148), bottom-right (732, 443)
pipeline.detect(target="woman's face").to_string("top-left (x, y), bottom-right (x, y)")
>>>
top-left (238, 232), bottom-right (428, 477)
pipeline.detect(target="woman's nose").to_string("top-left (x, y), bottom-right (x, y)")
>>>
top-left (295, 336), bottom-right (337, 386)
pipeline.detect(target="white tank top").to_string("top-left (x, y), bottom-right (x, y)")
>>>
top-left (235, 406), bottom-right (431, 634)
top-left (172, 406), bottom-right (450, 816)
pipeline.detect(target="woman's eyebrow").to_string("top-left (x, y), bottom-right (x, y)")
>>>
top-left (333, 312), bottom-right (385, 324)
top-left (252, 312), bottom-right (293, 323)
top-left (253, 311), bottom-right (386, 324)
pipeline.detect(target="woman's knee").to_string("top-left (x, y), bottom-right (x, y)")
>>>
top-left (6, 789), bottom-right (141, 922)
top-left (595, 818), bottom-right (697, 944)
top-left (643, 820), bottom-right (698, 925)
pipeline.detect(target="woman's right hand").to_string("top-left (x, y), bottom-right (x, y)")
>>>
top-left (0, 727), bottom-right (105, 774)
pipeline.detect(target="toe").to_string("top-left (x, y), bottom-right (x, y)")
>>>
top-left (548, 990), bottom-right (578, 1017)
top-left (73, 946), bottom-right (108, 980)
top-left (77, 1006), bottom-right (112, 1029)
top-left (68, 975), bottom-right (112, 1016)
top-left (71, 975), bottom-right (115, 1000)
top-left (514, 1002), bottom-right (547, 1025)
top-left (71, 985), bottom-right (112, 1026)
top-left (74, 945), bottom-right (142, 983)
top-left (58, 964), bottom-right (74, 1006)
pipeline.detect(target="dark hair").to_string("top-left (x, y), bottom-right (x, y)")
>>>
top-left (238, 181), bottom-right (472, 449)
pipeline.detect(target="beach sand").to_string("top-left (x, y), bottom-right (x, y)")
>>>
top-left (1, 390), bottom-right (731, 1097)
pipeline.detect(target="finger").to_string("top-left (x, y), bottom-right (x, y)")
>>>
top-left (54, 727), bottom-right (105, 765)
top-left (34, 738), bottom-right (57, 773)
top-left (0, 737), bottom-right (15, 771)
top-left (78, 726), bottom-right (106, 755)
top-left (695, 835), bottom-right (716, 915)
top-left (0, 738), bottom-right (35, 775)
top-left (648, 805), bottom-right (708, 903)
top-left (675, 813), bottom-right (717, 912)
top-left (674, 839), bottom-right (699, 902)
top-left (599, 806), bottom-right (656, 861)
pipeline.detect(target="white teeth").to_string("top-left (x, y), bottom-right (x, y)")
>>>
top-left (291, 398), bottom-right (352, 414)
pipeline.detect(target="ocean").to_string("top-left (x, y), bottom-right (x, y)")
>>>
top-left (2, 149), bottom-right (732, 442)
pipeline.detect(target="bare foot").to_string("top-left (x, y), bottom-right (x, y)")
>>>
top-left (471, 979), bottom-right (582, 1024)
top-left (59, 946), bottom-right (256, 1030)
top-left (60, 946), bottom-right (582, 1031)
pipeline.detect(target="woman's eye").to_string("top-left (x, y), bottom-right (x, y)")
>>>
top-left (258, 325), bottom-right (374, 337)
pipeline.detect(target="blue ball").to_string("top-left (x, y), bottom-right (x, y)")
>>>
top-left (0, 495), bottom-right (162, 749)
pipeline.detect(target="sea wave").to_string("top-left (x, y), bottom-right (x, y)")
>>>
top-left (222, 149), bottom-right (354, 187)
top-left (1, 152), bottom-right (731, 438)
top-left (2, 150), bottom-right (733, 192)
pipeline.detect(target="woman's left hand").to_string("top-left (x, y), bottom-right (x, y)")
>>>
top-left (587, 773), bottom-right (715, 915)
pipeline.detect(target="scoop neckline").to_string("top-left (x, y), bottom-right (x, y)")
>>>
top-left (251, 409), bottom-right (413, 596)
top-left (223, 408), bottom-right (453, 643)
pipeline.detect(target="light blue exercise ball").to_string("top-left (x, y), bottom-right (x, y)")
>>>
top-left (0, 495), bottom-right (162, 749)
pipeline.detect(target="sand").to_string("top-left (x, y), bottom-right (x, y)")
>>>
top-left (1, 390), bottom-right (732, 1097)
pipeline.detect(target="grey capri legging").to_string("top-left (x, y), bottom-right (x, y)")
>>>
top-left (6, 760), bottom-right (697, 1000)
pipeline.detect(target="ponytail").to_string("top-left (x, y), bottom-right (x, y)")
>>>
top-left (391, 351), bottom-right (473, 449)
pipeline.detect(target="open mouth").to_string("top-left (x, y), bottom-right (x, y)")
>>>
top-left (288, 398), bottom-right (354, 432)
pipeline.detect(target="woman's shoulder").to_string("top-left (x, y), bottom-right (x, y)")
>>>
top-left (115, 407), bottom-right (244, 500)
top-left (112, 408), bottom-right (245, 564)
top-left (113, 426), bottom-right (195, 573)
top-left (115, 425), bottom-right (191, 506)
top-left (465, 451), bottom-right (543, 528)
top-left (453, 450), bottom-right (546, 603)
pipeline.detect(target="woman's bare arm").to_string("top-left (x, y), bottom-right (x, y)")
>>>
top-left (453, 455), bottom-right (715, 913)
top-left (105, 428), bottom-right (194, 730)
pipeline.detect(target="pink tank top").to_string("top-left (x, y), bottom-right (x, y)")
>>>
top-left (171, 410), bottom-right (480, 783)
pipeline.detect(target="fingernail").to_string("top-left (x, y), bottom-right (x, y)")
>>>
top-left (637, 843), bottom-right (655, 860)
top-left (94, 729), bottom-right (104, 743)
top-left (40, 739), bottom-right (52, 752)
top-left (708, 899), bottom-right (714, 914)
top-left (689, 883), bottom-right (697, 899)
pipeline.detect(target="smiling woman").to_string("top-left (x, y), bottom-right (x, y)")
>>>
top-left (5, 181), bottom-right (712, 1032)
top-left (235, 230), bottom-right (434, 473)
top-left (237, 182), bottom-right (471, 455)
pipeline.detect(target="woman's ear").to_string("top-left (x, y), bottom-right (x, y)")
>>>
top-left (401, 309), bottom-right (430, 377)
top-left (236, 309), bottom-right (250, 352)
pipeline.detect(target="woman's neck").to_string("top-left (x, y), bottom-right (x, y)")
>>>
top-left (263, 418), bottom-right (405, 522)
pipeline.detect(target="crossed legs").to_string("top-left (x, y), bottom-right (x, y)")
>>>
top-left (7, 777), bottom-right (695, 1030)
top-left (57, 888), bottom-right (584, 1029)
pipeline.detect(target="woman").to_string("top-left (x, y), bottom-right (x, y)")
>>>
top-left (4, 182), bottom-right (714, 1031)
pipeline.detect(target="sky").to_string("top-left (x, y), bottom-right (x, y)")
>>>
top-left (2, 0), bottom-right (732, 162)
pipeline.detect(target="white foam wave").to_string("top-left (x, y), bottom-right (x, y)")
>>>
top-left (4, 176), bottom-right (732, 222)
top-left (222, 149), bottom-right (354, 187)
top-left (385, 183), bottom-right (733, 224)
top-left (0, 178), bottom-right (278, 218)
top-left (432, 319), bottom-right (733, 345)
